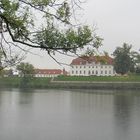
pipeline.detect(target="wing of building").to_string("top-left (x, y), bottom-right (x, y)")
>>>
top-left (34, 69), bottom-right (67, 77)
top-left (70, 55), bottom-right (116, 76)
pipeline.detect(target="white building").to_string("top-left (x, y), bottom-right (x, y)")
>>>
top-left (13, 70), bottom-right (19, 76)
top-left (70, 56), bottom-right (116, 76)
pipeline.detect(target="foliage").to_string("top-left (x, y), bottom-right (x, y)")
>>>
top-left (0, 69), bottom-right (13, 77)
top-left (16, 62), bottom-right (35, 77)
top-left (134, 53), bottom-right (140, 74)
top-left (136, 66), bottom-right (140, 74)
top-left (113, 43), bottom-right (133, 75)
top-left (0, 0), bottom-right (102, 58)
top-left (16, 62), bottom-right (35, 88)
top-left (113, 43), bottom-right (140, 75)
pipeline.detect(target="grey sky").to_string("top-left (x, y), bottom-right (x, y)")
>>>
top-left (83, 0), bottom-right (140, 52)
top-left (25, 0), bottom-right (140, 70)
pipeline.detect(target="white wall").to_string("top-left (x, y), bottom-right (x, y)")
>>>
top-left (70, 63), bottom-right (115, 76)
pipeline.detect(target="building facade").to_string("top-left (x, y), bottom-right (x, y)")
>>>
top-left (35, 69), bottom-right (67, 77)
top-left (70, 56), bottom-right (115, 76)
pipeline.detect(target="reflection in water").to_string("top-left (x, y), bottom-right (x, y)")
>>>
top-left (18, 88), bottom-right (34, 104)
top-left (0, 89), bottom-right (140, 140)
top-left (113, 94), bottom-right (132, 139)
top-left (113, 91), bottom-right (140, 140)
top-left (0, 88), bottom-right (34, 105)
top-left (70, 91), bottom-right (114, 113)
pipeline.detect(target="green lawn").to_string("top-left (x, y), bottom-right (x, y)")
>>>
top-left (0, 77), bottom-right (51, 88)
top-left (0, 77), bottom-right (21, 87)
top-left (54, 75), bottom-right (140, 82)
top-left (29, 77), bottom-right (51, 88)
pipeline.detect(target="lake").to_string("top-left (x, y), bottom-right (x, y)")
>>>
top-left (0, 88), bottom-right (140, 140)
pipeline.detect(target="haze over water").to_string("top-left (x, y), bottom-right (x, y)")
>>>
top-left (0, 89), bottom-right (140, 140)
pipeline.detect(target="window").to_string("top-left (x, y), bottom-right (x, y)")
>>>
top-left (72, 71), bottom-right (74, 74)
top-left (84, 66), bottom-right (86, 68)
top-left (101, 66), bottom-right (103, 69)
top-left (80, 71), bottom-right (82, 74)
top-left (76, 71), bottom-right (78, 74)
top-left (88, 71), bottom-right (91, 75)
top-left (89, 66), bottom-right (91, 68)
top-left (92, 71), bottom-right (94, 74)
top-left (105, 70), bottom-right (107, 74)
top-left (92, 66), bottom-right (94, 68)
top-left (96, 66), bottom-right (98, 68)
top-left (84, 71), bottom-right (86, 74)
top-left (109, 70), bottom-right (111, 74)
top-left (96, 71), bottom-right (98, 75)
top-left (101, 71), bottom-right (103, 74)
top-left (80, 66), bottom-right (82, 69)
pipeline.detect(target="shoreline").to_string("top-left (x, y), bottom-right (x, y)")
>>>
top-left (1, 77), bottom-right (140, 90)
top-left (47, 81), bottom-right (140, 90)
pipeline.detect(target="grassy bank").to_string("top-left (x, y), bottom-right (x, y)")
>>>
top-left (53, 75), bottom-right (140, 90)
top-left (0, 77), bottom-right (51, 88)
top-left (54, 75), bottom-right (140, 82)
top-left (0, 77), bottom-right (21, 87)
top-left (0, 75), bottom-right (140, 90)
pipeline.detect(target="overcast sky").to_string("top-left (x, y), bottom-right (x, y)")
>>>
top-left (25, 0), bottom-right (140, 70)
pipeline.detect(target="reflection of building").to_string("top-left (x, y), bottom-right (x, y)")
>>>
top-left (35, 69), bottom-right (67, 77)
top-left (70, 56), bottom-right (116, 76)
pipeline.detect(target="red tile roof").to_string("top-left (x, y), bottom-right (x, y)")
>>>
top-left (35, 69), bottom-right (63, 75)
top-left (70, 56), bottom-right (113, 65)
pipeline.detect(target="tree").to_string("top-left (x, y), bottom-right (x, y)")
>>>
top-left (17, 62), bottom-right (35, 88)
top-left (0, 47), bottom-right (23, 72)
top-left (129, 51), bottom-right (139, 73)
top-left (0, 0), bottom-right (102, 61)
top-left (135, 53), bottom-right (140, 74)
top-left (16, 62), bottom-right (34, 77)
top-left (136, 66), bottom-right (140, 74)
top-left (113, 43), bottom-right (132, 75)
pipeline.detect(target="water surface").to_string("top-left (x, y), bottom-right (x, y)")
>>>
top-left (0, 89), bottom-right (140, 140)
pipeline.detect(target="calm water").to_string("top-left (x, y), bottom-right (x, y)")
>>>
top-left (0, 88), bottom-right (140, 140)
